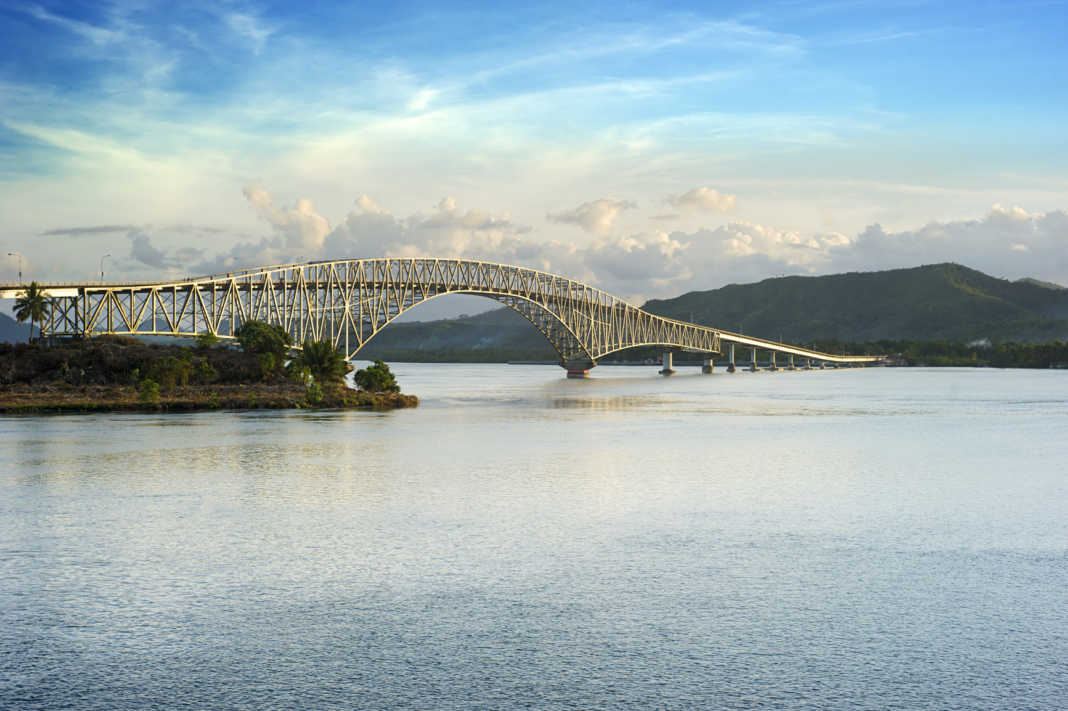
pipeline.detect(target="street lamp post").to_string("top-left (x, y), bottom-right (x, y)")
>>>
top-left (100, 254), bottom-right (111, 281)
top-left (7, 252), bottom-right (21, 283)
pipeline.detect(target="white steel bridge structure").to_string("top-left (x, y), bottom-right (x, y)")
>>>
top-left (1, 258), bottom-right (882, 375)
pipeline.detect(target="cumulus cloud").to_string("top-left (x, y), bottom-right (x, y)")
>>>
top-left (175, 193), bottom-right (1068, 307)
top-left (835, 205), bottom-right (1068, 279)
top-left (355, 194), bottom-right (390, 215)
top-left (128, 231), bottom-right (205, 270)
top-left (129, 233), bottom-right (171, 269)
top-left (243, 186), bottom-right (331, 251)
top-left (547, 198), bottom-right (636, 236)
top-left (584, 231), bottom-right (691, 287)
top-left (666, 186), bottom-right (736, 213)
top-left (568, 205), bottom-right (1068, 301)
top-left (324, 195), bottom-right (534, 262)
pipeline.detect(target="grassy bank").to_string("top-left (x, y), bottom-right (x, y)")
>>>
top-left (0, 383), bottom-right (417, 414)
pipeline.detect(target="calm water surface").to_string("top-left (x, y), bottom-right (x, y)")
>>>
top-left (1, 365), bottom-right (1066, 709)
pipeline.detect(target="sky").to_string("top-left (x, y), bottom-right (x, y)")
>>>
top-left (1, 0), bottom-right (1067, 310)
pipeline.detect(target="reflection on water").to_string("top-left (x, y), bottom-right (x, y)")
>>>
top-left (550, 395), bottom-right (672, 410)
top-left (1, 365), bottom-right (1067, 710)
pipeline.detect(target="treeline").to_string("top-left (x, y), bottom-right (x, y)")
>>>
top-left (806, 339), bottom-right (1068, 368)
top-left (0, 336), bottom-right (259, 387)
top-left (0, 325), bottom-right (402, 394)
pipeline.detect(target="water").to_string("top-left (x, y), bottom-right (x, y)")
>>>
top-left (1, 365), bottom-right (1066, 709)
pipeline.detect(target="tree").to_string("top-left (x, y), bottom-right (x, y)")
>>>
top-left (14, 281), bottom-right (52, 343)
top-left (234, 320), bottom-right (291, 379)
top-left (234, 320), bottom-right (291, 356)
top-left (293, 339), bottom-right (349, 386)
top-left (354, 359), bottom-right (399, 393)
top-left (195, 331), bottom-right (220, 349)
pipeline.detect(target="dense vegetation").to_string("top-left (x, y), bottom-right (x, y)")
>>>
top-left (0, 326), bottom-right (416, 413)
top-left (0, 336), bottom-right (261, 387)
top-left (353, 360), bottom-right (400, 392)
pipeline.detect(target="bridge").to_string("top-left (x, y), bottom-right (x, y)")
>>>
top-left (0, 258), bottom-right (882, 376)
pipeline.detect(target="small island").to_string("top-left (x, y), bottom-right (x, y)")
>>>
top-left (0, 321), bottom-right (417, 414)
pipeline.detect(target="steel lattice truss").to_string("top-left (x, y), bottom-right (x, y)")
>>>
top-left (22, 258), bottom-right (881, 365)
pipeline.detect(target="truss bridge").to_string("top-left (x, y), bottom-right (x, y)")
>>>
top-left (1, 258), bottom-right (882, 375)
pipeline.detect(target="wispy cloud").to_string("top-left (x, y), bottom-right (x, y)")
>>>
top-left (40, 224), bottom-right (137, 237)
top-left (225, 12), bottom-right (276, 54)
top-left (24, 4), bottom-right (123, 46)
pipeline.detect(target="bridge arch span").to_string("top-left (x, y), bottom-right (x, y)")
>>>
top-left (7, 257), bottom-right (883, 370)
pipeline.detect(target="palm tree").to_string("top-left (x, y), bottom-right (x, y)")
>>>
top-left (14, 281), bottom-right (52, 343)
top-left (294, 339), bottom-right (349, 386)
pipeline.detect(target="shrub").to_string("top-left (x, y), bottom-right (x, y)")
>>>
top-left (257, 352), bottom-right (279, 381)
top-left (235, 320), bottom-right (291, 357)
top-left (195, 332), bottom-right (220, 349)
top-left (305, 381), bottom-right (323, 405)
top-left (138, 378), bottom-right (160, 403)
top-left (293, 340), bottom-right (348, 386)
top-left (353, 360), bottom-right (399, 393)
top-left (287, 363), bottom-right (312, 385)
top-left (197, 359), bottom-right (218, 383)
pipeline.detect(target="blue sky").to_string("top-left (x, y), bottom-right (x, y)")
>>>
top-left (1, 0), bottom-right (1066, 301)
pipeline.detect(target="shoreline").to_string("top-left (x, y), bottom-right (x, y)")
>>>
top-left (0, 383), bottom-right (417, 415)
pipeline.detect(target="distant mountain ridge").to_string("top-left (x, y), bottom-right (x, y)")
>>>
top-left (0, 313), bottom-right (32, 343)
top-left (642, 263), bottom-right (1068, 343)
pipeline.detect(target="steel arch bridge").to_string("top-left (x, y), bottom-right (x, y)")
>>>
top-left (1, 258), bottom-right (881, 372)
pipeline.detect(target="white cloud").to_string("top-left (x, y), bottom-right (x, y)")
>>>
top-left (666, 186), bottom-right (736, 212)
top-left (837, 205), bottom-right (1068, 279)
top-left (407, 88), bottom-right (439, 111)
top-left (355, 194), bottom-right (390, 215)
top-left (118, 194), bottom-right (1068, 309)
top-left (127, 231), bottom-right (204, 270)
top-left (547, 198), bottom-right (637, 236)
top-left (324, 195), bottom-right (532, 261)
top-left (243, 186), bottom-right (331, 251)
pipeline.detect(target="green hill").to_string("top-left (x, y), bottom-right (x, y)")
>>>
top-left (359, 306), bottom-right (558, 361)
top-left (642, 263), bottom-right (1068, 343)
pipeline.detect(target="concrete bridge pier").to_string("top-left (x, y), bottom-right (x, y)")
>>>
top-left (805, 358), bottom-right (812, 370)
top-left (748, 347), bottom-right (758, 372)
top-left (702, 356), bottom-right (714, 374)
top-left (562, 360), bottom-right (596, 379)
top-left (819, 361), bottom-right (827, 370)
top-left (788, 354), bottom-right (796, 370)
top-left (727, 343), bottom-right (736, 373)
top-left (768, 352), bottom-right (778, 371)
top-left (659, 351), bottom-right (676, 376)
